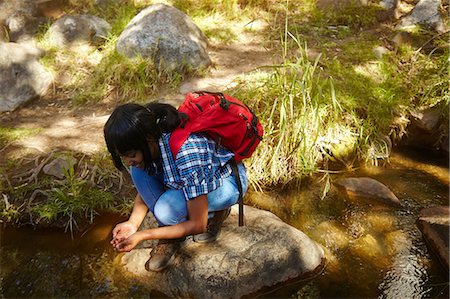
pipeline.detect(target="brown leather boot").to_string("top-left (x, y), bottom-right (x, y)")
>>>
top-left (193, 208), bottom-right (231, 243)
top-left (145, 238), bottom-right (184, 272)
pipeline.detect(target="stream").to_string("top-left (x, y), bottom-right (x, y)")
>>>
top-left (1, 147), bottom-right (448, 298)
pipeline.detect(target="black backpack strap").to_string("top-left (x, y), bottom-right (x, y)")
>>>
top-left (229, 157), bottom-right (244, 226)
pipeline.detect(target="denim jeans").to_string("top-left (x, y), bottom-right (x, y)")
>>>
top-left (130, 163), bottom-right (248, 226)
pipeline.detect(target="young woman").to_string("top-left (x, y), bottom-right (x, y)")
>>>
top-left (104, 102), bottom-right (248, 272)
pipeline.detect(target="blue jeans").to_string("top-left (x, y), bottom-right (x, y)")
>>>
top-left (130, 163), bottom-right (248, 226)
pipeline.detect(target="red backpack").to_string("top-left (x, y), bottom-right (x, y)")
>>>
top-left (169, 91), bottom-right (263, 226)
top-left (169, 91), bottom-right (263, 161)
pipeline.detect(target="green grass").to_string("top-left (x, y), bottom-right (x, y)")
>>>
top-left (3, 0), bottom-right (449, 227)
top-left (230, 33), bottom-right (362, 188)
top-left (0, 127), bottom-right (42, 149)
top-left (35, 0), bottom-right (280, 105)
top-left (0, 151), bottom-right (134, 231)
top-left (228, 1), bottom-right (448, 188)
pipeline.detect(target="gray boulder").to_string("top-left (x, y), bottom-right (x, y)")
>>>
top-left (333, 177), bottom-right (401, 207)
top-left (0, 41), bottom-right (52, 112)
top-left (399, 0), bottom-right (443, 30)
top-left (417, 205), bottom-right (449, 271)
top-left (47, 14), bottom-right (111, 48)
top-left (116, 3), bottom-right (211, 72)
top-left (121, 205), bottom-right (325, 298)
top-left (0, 0), bottom-right (49, 42)
top-left (6, 10), bottom-right (46, 42)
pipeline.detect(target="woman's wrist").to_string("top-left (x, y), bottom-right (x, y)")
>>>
top-left (128, 218), bottom-right (140, 231)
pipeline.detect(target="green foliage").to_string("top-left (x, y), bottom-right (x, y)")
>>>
top-left (0, 127), bottom-right (42, 148)
top-left (34, 165), bottom-right (111, 231)
top-left (71, 45), bottom-right (175, 104)
top-left (0, 196), bottom-right (21, 224)
top-left (1, 152), bottom-right (133, 231)
top-left (324, 1), bottom-right (381, 29)
top-left (231, 32), bottom-right (361, 187)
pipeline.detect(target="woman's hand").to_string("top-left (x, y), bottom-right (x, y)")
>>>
top-left (114, 231), bottom-right (143, 252)
top-left (111, 221), bottom-right (138, 248)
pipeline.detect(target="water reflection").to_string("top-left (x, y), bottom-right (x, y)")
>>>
top-left (257, 148), bottom-right (448, 298)
top-left (1, 215), bottom-right (160, 298)
top-left (1, 148), bottom-right (449, 298)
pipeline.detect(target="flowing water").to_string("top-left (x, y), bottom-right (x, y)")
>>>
top-left (1, 148), bottom-right (449, 298)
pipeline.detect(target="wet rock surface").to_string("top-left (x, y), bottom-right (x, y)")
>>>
top-left (403, 101), bottom-right (449, 154)
top-left (416, 205), bottom-right (449, 271)
top-left (333, 177), bottom-right (401, 207)
top-left (121, 205), bottom-right (325, 298)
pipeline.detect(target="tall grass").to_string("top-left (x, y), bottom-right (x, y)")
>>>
top-left (233, 31), bottom-right (360, 188)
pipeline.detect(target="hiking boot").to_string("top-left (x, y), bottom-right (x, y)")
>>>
top-left (193, 208), bottom-right (231, 243)
top-left (145, 238), bottom-right (184, 272)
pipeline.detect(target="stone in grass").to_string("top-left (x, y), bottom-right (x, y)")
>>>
top-left (116, 3), bottom-right (211, 73)
top-left (0, 41), bottom-right (52, 112)
top-left (333, 177), bottom-right (401, 207)
top-left (121, 205), bottom-right (325, 298)
top-left (416, 205), bottom-right (449, 271)
top-left (47, 14), bottom-right (111, 48)
top-left (43, 156), bottom-right (77, 179)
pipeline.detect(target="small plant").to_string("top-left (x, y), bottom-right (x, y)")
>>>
top-left (1, 152), bottom-right (134, 231)
top-left (0, 194), bottom-right (21, 224)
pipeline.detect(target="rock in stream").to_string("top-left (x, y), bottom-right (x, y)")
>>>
top-left (121, 205), bottom-right (325, 298)
top-left (333, 177), bottom-right (401, 207)
top-left (417, 205), bottom-right (449, 271)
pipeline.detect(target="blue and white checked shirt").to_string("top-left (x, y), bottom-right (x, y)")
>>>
top-left (158, 133), bottom-right (234, 200)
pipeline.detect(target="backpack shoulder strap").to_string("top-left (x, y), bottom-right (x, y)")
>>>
top-left (169, 128), bottom-right (191, 160)
top-left (229, 158), bottom-right (244, 226)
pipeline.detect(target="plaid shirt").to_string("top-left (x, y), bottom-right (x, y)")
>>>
top-left (159, 133), bottom-right (234, 200)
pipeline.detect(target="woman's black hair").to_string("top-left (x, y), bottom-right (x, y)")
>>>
top-left (104, 102), bottom-right (181, 172)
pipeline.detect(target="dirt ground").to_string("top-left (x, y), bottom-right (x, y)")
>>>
top-left (0, 21), bottom-right (275, 161)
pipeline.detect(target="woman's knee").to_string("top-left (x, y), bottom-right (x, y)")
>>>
top-left (153, 192), bottom-right (187, 226)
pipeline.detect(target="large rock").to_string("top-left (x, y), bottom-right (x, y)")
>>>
top-left (121, 205), bottom-right (325, 298)
top-left (333, 177), bottom-right (401, 207)
top-left (0, 41), bottom-right (52, 112)
top-left (6, 10), bottom-right (46, 42)
top-left (47, 14), bottom-right (111, 48)
top-left (116, 3), bottom-right (211, 72)
top-left (416, 205), bottom-right (449, 271)
top-left (398, 0), bottom-right (443, 31)
top-left (0, 0), bottom-right (53, 42)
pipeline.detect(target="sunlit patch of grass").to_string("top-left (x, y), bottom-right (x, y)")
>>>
top-left (0, 196), bottom-right (21, 224)
top-left (318, 0), bottom-right (382, 30)
top-left (36, 1), bottom-right (185, 105)
top-left (394, 43), bottom-right (449, 108)
top-left (70, 41), bottom-right (173, 105)
top-left (194, 14), bottom-right (240, 45)
top-left (229, 31), bottom-right (363, 187)
top-left (0, 127), bottom-right (43, 149)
